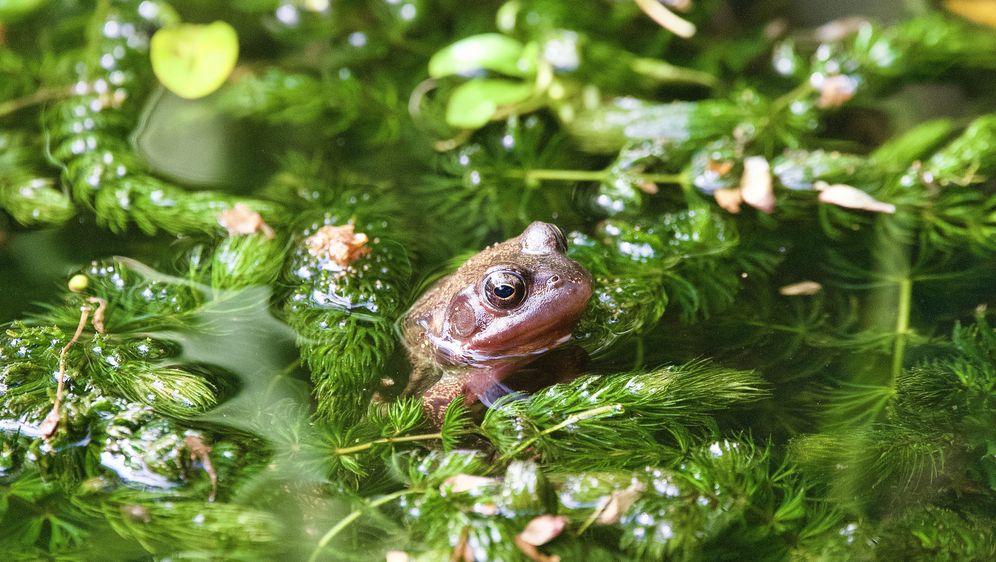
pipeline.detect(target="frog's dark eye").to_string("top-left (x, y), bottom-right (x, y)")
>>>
top-left (483, 270), bottom-right (527, 309)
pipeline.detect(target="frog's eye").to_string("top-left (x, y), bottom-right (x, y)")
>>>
top-left (483, 270), bottom-right (527, 309)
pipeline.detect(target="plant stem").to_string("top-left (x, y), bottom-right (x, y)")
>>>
top-left (334, 432), bottom-right (443, 455)
top-left (630, 57), bottom-right (719, 89)
top-left (0, 87), bottom-right (73, 118)
top-left (504, 404), bottom-right (623, 459)
top-left (511, 168), bottom-right (685, 185)
top-left (890, 277), bottom-right (912, 382)
top-left (40, 303), bottom-right (91, 439)
top-left (308, 489), bottom-right (416, 562)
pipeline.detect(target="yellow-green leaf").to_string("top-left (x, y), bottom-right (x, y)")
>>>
top-left (150, 21), bottom-right (239, 99)
top-left (445, 79), bottom-right (533, 129)
top-left (429, 33), bottom-right (529, 78)
top-left (0, 0), bottom-right (46, 22)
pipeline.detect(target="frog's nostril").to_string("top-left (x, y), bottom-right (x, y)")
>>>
top-left (548, 274), bottom-right (562, 288)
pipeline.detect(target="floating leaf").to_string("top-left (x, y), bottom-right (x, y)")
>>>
top-left (445, 79), bottom-right (533, 129)
top-left (429, 33), bottom-right (531, 78)
top-left (150, 21), bottom-right (239, 99)
top-left (0, 0), bottom-right (46, 22)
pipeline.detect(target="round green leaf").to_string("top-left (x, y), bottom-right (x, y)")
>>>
top-left (150, 21), bottom-right (239, 99)
top-left (445, 79), bottom-right (534, 129)
top-left (0, 0), bottom-right (47, 22)
top-left (429, 33), bottom-right (529, 78)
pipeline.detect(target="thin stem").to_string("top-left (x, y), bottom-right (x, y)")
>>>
top-left (504, 404), bottom-right (623, 459)
top-left (890, 277), bottom-right (912, 382)
top-left (307, 490), bottom-right (416, 562)
top-left (0, 87), bottom-right (73, 118)
top-left (510, 168), bottom-right (685, 185)
top-left (630, 57), bottom-right (719, 89)
top-left (633, 0), bottom-right (696, 38)
top-left (40, 303), bottom-right (91, 439)
top-left (333, 432), bottom-right (443, 455)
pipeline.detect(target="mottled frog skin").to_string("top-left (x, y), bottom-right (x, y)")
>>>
top-left (402, 222), bottom-right (592, 422)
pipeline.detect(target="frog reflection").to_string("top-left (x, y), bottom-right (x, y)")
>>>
top-left (401, 222), bottom-right (592, 422)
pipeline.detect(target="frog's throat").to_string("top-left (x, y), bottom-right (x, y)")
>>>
top-left (425, 331), bottom-right (573, 368)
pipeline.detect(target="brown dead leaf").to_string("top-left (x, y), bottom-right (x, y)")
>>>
top-left (305, 224), bottom-right (372, 268)
top-left (714, 187), bottom-right (743, 214)
top-left (740, 156), bottom-right (775, 213)
top-left (595, 482), bottom-right (646, 525)
top-left (816, 74), bottom-right (858, 109)
top-left (217, 203), bottom-right (275, 239)
top-left (815, 182), bottom-right (896, 214)
top-left (518, 515), bottom-right (568, 546)
top-left (706, 159), bottom-right (734, 176)
top-left (779, 281), bottom-right (823, 296)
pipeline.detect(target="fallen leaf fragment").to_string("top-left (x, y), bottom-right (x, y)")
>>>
top-left (815, 182), bottom-right (896, 214)
top-left (441, 474), bottom-right (498, 494)
top-left (706, 159), bottom-right (734, 177)
top-left (815, 74), bottom-right (858, 108)
top-left (518, 515), bottom-right (568, 546)
top-left (471, 503), bottom-right (500, 516)
top-left (779, 280), bottom-right (823, 296)
top-left (217, 203), bottom-right (275, 239)
top-left (740, 156), bottom-right (775, 213)
top-left (714, 187), bottom-right (743, 214)
top-left (595, 482), bottom-right (646, 525)
top-left (515, 517), bottom-right (566, 562)
top-left (305, 224), bottom-right (372, 269)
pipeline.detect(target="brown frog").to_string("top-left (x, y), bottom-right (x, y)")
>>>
top-left (402, 222), bottom-right (593, 422)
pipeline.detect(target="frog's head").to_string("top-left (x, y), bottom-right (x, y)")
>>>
top-left (422, 222), bottom-right (592, 365)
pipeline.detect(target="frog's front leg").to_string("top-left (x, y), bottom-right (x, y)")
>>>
top-left (422, 364), bottom-right (517, 425)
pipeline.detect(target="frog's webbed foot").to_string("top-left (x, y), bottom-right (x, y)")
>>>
top-left (422, 364), bottom-right (517, 426)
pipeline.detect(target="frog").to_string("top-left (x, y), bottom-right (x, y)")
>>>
top-left (401, 221), bottom-right (593, 423)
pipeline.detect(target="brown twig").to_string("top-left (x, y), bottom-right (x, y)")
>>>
top-left (40, 304), bottom-right (91, 440)
top-left (0, 86), bottom-right (75, 118)
top-left (87, 297), bottom-right (108, 333)
top-left (184, 435), bottom-right (218, 502)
